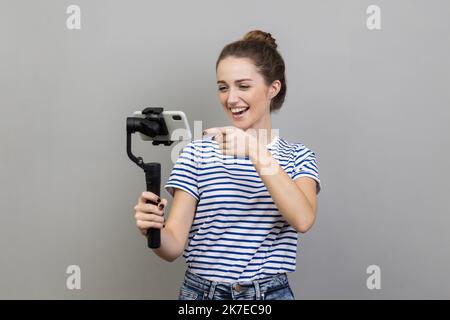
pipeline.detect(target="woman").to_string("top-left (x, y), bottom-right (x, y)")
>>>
top-left (134, 30), bottom-right (321, 300)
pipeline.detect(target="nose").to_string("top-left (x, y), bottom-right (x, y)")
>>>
top-left (227, 88), bottom-right (239, 105)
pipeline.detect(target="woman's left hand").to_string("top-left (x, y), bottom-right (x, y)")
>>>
top-left (203, 126), bottom-right (260, 159)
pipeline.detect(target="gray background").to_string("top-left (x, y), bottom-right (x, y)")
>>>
top-left (1, 0), bottom-right (449, 299)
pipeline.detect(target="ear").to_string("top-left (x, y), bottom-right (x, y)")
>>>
top-left (269, 80), bottom-right (282, 98)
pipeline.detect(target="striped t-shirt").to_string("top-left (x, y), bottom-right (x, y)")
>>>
top-left (164, 135), bottom-right (321, 283)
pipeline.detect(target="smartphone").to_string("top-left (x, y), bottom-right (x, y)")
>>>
top-left (132, 109), bottom-right (192, 142)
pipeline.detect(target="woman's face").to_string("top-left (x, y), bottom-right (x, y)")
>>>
top-left (216, 56), bottom-right (279, 130)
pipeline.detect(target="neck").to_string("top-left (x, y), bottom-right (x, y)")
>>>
top-left (245, 112), bottom-right (276, 145)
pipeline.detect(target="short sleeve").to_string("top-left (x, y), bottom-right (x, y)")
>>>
top-left (164, 142), bottom-right (199, 201)
top-left (292, 147), bottom-right (321, 195)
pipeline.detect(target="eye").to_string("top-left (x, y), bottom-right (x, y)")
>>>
top-left (218, 87), bottom-right (227, 92)
top-left (239, 85), bottom-right (250, 90)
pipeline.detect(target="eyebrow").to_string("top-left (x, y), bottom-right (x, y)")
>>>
top-left (217, 78), bottom-right (253, 84)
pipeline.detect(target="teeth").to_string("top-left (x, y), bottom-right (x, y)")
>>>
top-left (230, 107), bottom-right (249, 114)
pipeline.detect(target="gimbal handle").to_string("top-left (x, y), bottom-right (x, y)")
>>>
top-left (144, 163), bottom-right (161, 248)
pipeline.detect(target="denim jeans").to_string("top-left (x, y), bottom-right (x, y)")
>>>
top-left (178, 269), bottom-right (295, 300)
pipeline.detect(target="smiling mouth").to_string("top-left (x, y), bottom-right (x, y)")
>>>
top-left (229, 107), bottom-right (250, 116)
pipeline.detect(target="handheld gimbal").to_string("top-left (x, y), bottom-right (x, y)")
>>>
top-left (126, 107), bottom-right (173, 249)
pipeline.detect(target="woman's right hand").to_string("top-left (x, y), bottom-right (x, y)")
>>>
top-left (134, 191), bottom-right (167, 236)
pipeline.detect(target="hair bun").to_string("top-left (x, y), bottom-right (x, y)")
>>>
top-left (242, 30), bottom-right (277, 49)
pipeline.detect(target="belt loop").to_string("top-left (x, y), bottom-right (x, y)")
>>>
top-left (253, 280), bottom-right (261, 300)
top-left (207, 281), bottom-right (217, 300)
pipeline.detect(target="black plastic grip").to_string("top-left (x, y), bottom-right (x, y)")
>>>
top-left (144, 163), bottom-right (161, 248)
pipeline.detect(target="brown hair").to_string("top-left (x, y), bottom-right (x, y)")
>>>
top-left (216, 30), bottom-right (287, 112)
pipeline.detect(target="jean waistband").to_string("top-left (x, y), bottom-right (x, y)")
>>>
top-left (182, 269), bottom-right (290, 295)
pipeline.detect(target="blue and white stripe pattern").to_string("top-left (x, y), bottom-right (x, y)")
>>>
top-left (164, 136), bottom-right (321, 283)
